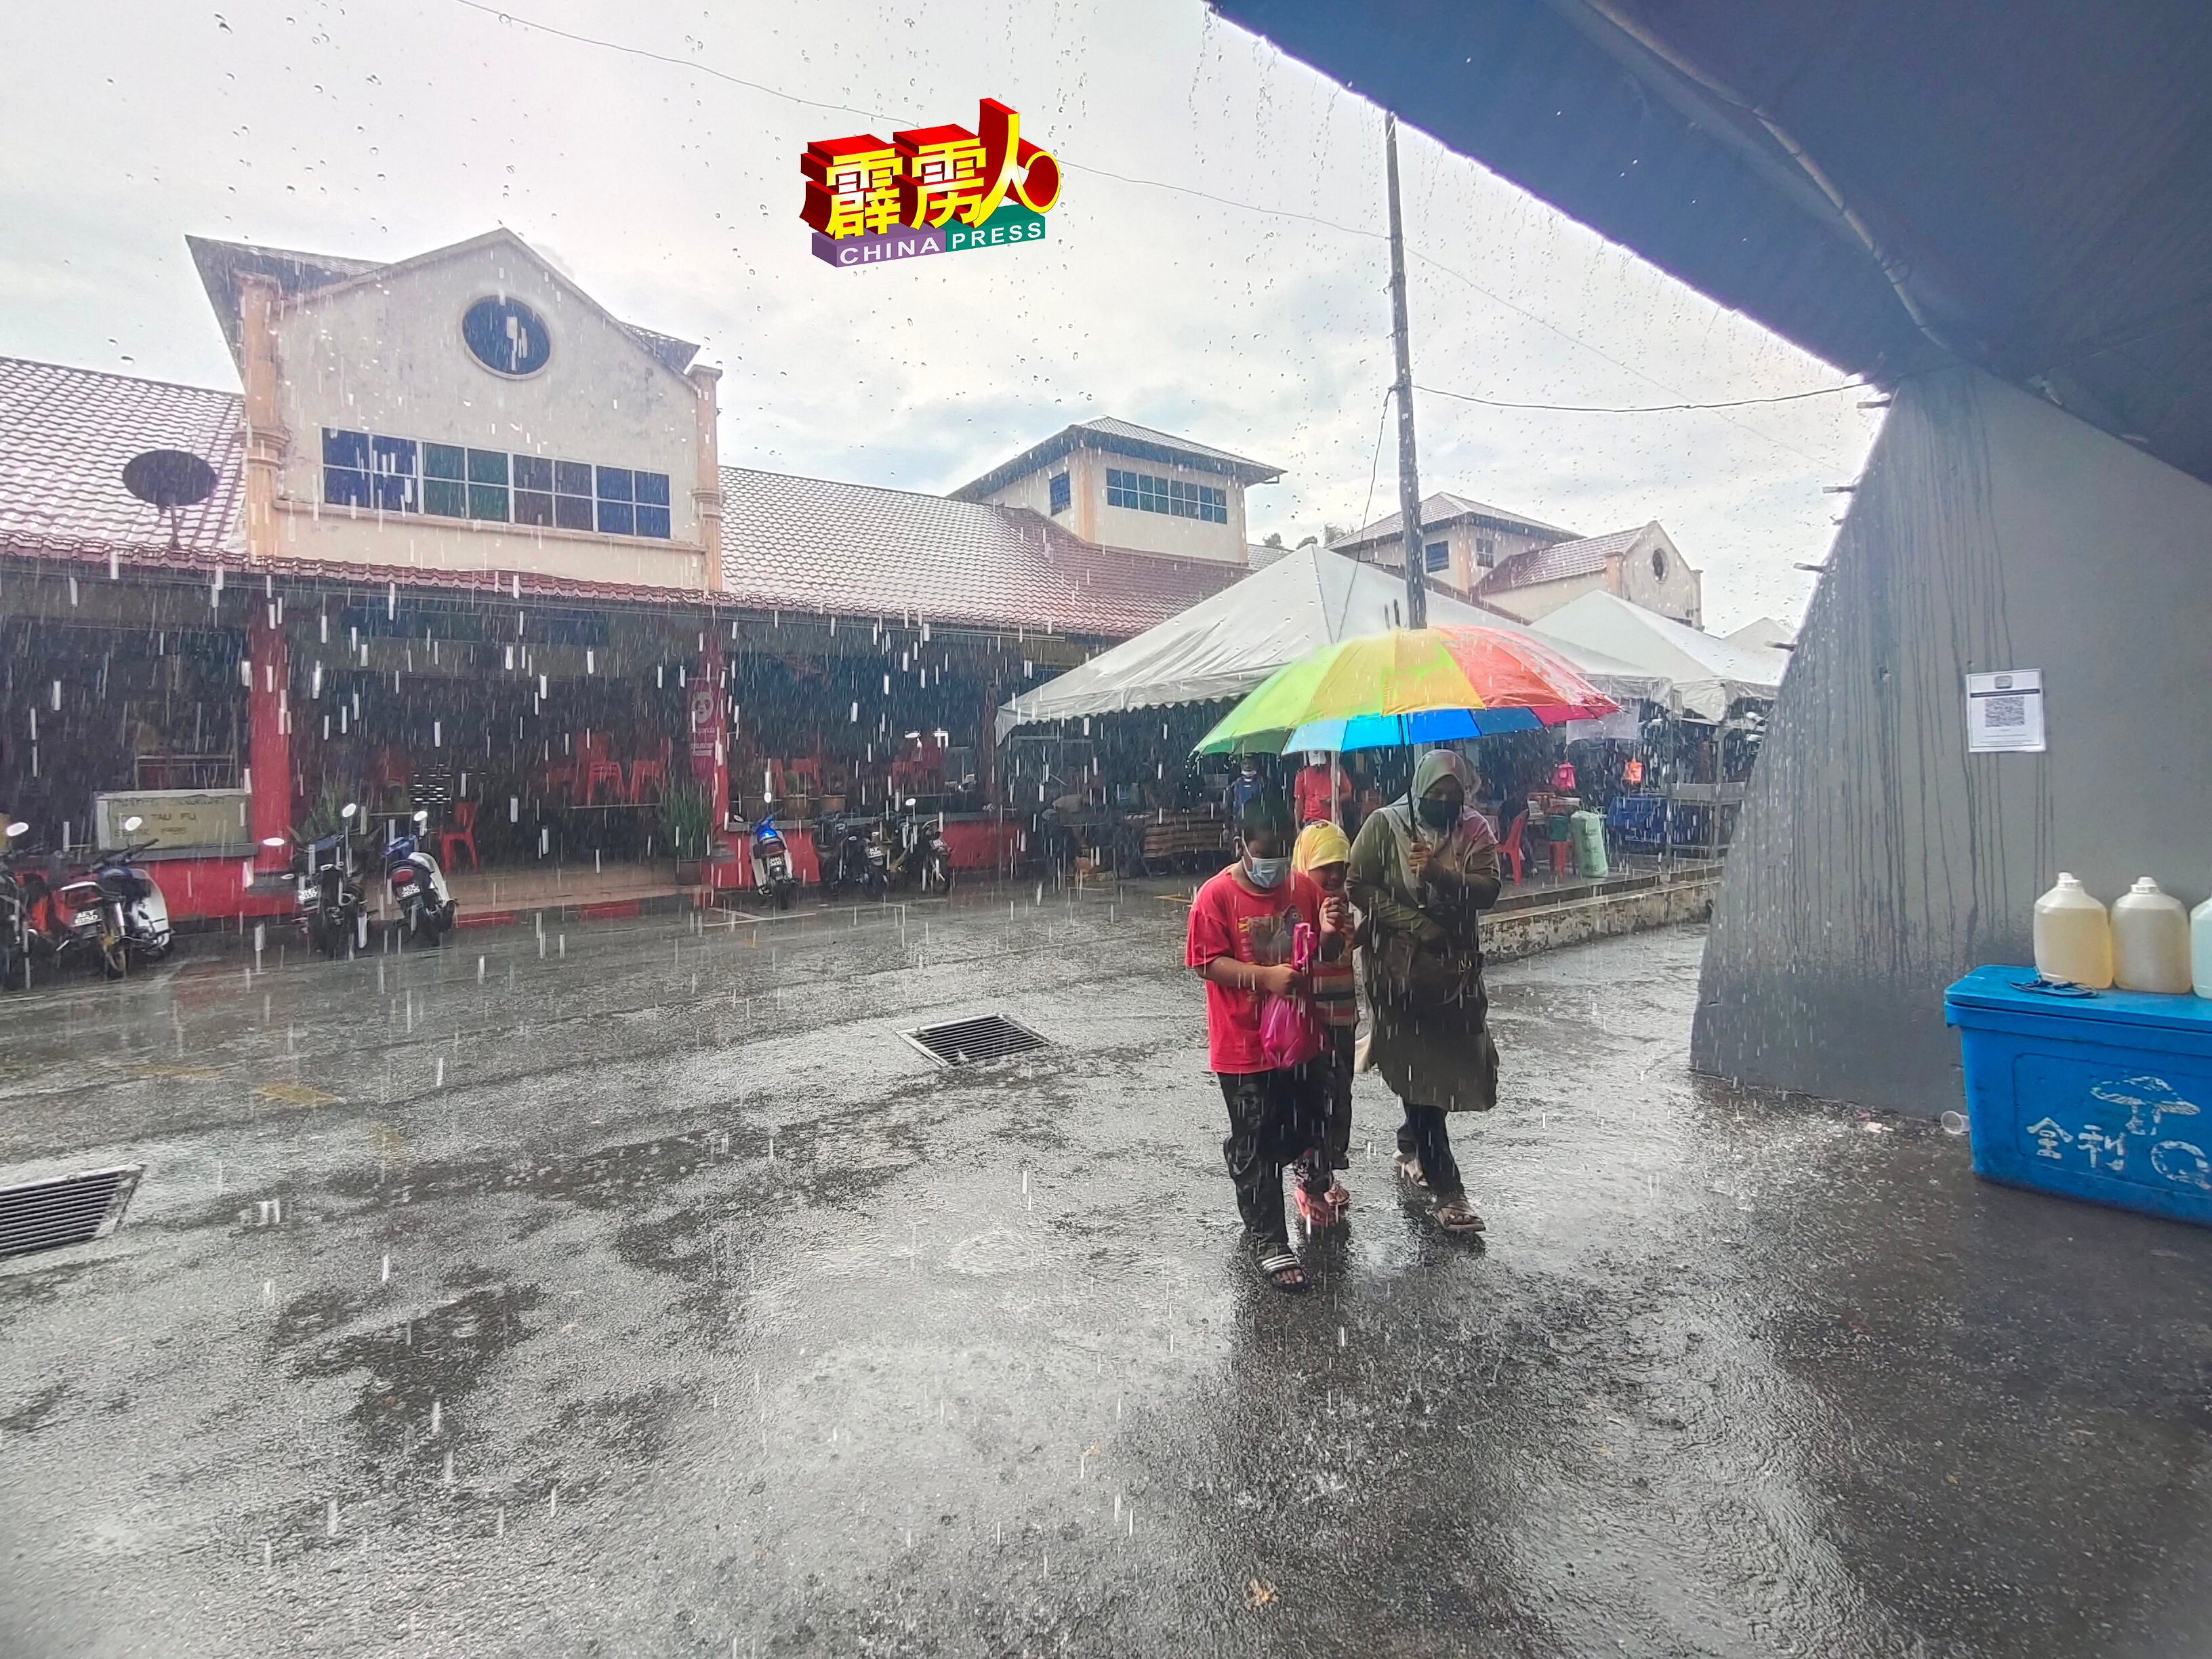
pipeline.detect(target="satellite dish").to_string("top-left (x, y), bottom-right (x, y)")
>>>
top-left (123, 449), bottom-right (216, 510)
top-left (122, 449), bottom-right (217, 552)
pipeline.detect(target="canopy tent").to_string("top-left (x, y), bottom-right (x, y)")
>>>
top-left (1530, 591), bottom-right (1784, 722)
top-left (994, 545), bottom-right (1664, 739)
top-left (1725, 615), bottom-right (1796, 655)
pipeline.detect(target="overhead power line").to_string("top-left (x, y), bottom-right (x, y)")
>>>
top-left (442, 0), bottom-right (1858, 457)
top-left (1413, 380), bottom-right (1864, 414)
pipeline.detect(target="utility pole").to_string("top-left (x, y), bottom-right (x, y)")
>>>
top-left (1385, 112), bottom-right (1427, 631)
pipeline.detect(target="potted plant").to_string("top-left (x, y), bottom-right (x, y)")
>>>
top-left (659, 782), bottom-right (712, 884)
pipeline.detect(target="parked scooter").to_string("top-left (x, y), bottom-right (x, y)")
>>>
top-left (884, 798), bottom-right (954, 895)
top-left (748, 815), bottom-right (801, 910)
top-left (270, 801), bottom-right (368, 957)
top-left (93, 817), bottom-right (174, 970)
top-left (0, 821), bottom-right (35, 991)
top-left (21, 840), bottom-right (110, 978)
top-left (819, 812), bottom-right (880, 899)
top-left (382, 810), bottom-right (457, 946)
top-left (23, 817), bottom-right (172, 979)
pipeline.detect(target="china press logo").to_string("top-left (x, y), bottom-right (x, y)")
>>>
top-left (802, 99), bottom-right (1061, 268)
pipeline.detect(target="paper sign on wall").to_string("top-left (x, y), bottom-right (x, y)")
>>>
top-left (1965, 670), bottom-right (2046, 753)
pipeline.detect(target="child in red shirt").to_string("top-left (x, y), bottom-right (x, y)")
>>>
top-left (1185, 788), bottom-right (1338, 1292)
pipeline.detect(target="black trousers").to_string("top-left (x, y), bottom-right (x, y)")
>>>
top-left (1397, 1104), bottom-right (1463, 1197)
top-left (1320, 1026), bottom-right (1355, 1170)
top-left (1218, 1067), bottom-right (1330, 1246)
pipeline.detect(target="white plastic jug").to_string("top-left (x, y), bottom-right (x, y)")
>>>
top-left (2033, 872), bottom-right (2113, 989)
top-left (2112, 876), bottom-right (2192, 994)
top-left (2192, 895), bottom-right (2212, 999)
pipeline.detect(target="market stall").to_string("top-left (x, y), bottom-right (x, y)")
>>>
top-left (996, 546), bottom-right (1664, 737)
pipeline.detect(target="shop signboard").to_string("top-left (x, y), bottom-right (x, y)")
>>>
top-left (802, 98), bottom-right (1060, 269)
top-left (689, 681), bottom-right (720, 781)
top-left (94, 789), bottom-right (253, 853)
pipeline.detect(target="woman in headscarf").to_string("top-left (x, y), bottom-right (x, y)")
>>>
top-left (1346, 750), bottom-right (1500, 1233)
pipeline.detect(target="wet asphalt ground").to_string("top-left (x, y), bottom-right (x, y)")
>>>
top-left (4, 885), bottom-right (2212, 1659)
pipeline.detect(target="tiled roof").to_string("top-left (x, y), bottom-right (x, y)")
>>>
top-left (0, 356), bottom-right (247, 563)
top-left (720, 466), bottom-right (1244, 638)
top-left (950, 415), bottom-right (1283, 499)
top-left (1483, 523), bottom-right (1652, 590)
top-left (185, 232), bottom-right (701, 377)
top-left (1071, 417), bottom-right (1280, 476)
top-left (1332, 490), bottom-right (1580, 551)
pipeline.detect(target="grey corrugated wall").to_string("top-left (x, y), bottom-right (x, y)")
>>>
top-left (1692, 367), bottom-right (2212, 1116)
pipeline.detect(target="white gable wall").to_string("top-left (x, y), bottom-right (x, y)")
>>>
top-left (264, 238), bottom-right (707, 588)
top-left (1614, 525), bottom-right (1702, 626)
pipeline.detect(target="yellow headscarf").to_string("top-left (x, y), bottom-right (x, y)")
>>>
top-left (1292, 819), bottom-right (1351, 874)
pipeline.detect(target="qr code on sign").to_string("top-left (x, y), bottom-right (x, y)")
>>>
top-left (1984, 695), bottom-right (2026, 727)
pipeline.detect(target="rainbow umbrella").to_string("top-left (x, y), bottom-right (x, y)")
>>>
top-left (1194, 624), bottom-right (1618, 755)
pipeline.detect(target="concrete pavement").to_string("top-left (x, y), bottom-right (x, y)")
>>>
top-left (3, 891), bottom-right (2211, 1657)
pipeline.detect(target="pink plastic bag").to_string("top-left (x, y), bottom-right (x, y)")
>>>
top-left (1260, 922), bottom-right (1324, 1069)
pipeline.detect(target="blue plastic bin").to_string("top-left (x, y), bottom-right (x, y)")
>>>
top-left (1945, 965), bottom-right (2212, 1226)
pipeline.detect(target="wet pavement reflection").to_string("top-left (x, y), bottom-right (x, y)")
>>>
top-left (3, 893), bottom-right (2210, 1656)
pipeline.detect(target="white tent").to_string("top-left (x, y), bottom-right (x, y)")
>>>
top-left (1531, 590), bottom-right (1784, 721)
top-left (1725, 615), bottom-right (1796, 654)
top-left (994, 545), bottom-right (1666, 739)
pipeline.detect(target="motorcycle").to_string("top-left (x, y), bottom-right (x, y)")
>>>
top-left (271, 800), bottom-right (367, 957)
top-left (884, 798), bottom-right (954, 895)
top-left (25, 816), bottom-right (170, 979)
top-left (382, 810), bottom-right (457, 946)
top-left (819, 812), bottom-right (879, 899)
top-left (0, 820), bottom-right (34, 990)
top-left (93, 816), bottom-right (174, 970)
top-left (748, 815), bottom-right (801, 910)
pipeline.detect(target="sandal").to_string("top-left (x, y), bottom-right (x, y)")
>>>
top-left (1434, 1197), bottom-right (1486, 1233)
top-left (1396, 1153), bottom-right (1429, 1190)
top-left (1256, 1246), bottom-right (1308, 1292)
top-left (1294, 1183), bottom-right (1348, 1231)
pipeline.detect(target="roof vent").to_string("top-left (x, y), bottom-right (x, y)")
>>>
top-left (901, 1015), bottom-right (1048, 1067)
top-left (0, 1165), bottom-right (144, 1260)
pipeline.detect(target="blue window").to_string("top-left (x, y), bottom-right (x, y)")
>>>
top-left (466, 449), bottom-right (509, 521)
top-left (512, 454), bottom-right (556, 527)
top-left (1425, 540), bottom-right (1450, 573)
top-left (327, 430), bottom-right (669, 537)
top-left (369, 435), bottom-right (417, 512)
top-left (554, 460), bottom-right (596, 531)
top-left (595, 466), bottom-right (634, 537)
top-left (322, 428), bottom-right (371, 508)
top-left (633, 470), bottom-right (671, 539)
top-left (422, 443), bottom-right (466, 517)
top-left (1048, 471), bottom-right (1071, 515)
top-left (1105, 466), bottom-right (1227, 524)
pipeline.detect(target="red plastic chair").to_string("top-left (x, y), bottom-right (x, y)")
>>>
top-left (584, 760), bottom-right (625, 804)
top-left (626, 757), bottom-right (668, 804)
top-left (1498, 811), bottom-right (1528, 884)
top-left (438, 800), bottom-right (481, 872)
top-left (1549, 836), bottom-right (1575, 877)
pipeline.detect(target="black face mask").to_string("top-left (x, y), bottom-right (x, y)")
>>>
top-left (1417, 794), bottom-right (1460, 830)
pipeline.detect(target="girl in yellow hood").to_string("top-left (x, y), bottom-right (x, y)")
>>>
top-left (1293, 819), bottom-right (1358, 1225)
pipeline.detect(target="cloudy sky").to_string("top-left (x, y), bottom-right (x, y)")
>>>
top-left (0, 0), bottom-right (1882, 632)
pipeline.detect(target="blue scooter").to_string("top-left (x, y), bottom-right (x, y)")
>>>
top-left (749, 815), bottom-right (800, 909)
top-left (382, 810), bottom-right (457, 946)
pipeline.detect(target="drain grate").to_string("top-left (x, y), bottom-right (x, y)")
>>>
top-left (901, 1014), bottom-right (1048, 1067)
top-left (0, 1165), bottom-right (144, 1261)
